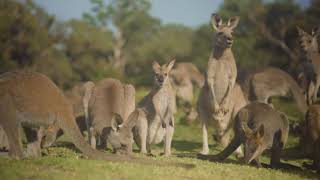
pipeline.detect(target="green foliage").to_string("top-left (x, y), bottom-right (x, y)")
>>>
top-left (1, 0), bottom-right (320, 88)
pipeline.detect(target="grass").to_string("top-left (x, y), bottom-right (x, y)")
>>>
top-left (0, 89), bottom-right (319, 180)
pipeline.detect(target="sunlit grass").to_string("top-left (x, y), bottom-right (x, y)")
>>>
top-left (0, 92), bottom-right (319, 179)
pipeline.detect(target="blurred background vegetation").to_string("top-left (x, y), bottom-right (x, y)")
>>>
top-left (0, 0), bottom-right (319, 89)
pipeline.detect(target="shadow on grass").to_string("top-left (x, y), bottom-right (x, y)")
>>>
top-left (157, 139), bottom-right (218, 152)
top-left (178, 152), bottom-right (320, 179)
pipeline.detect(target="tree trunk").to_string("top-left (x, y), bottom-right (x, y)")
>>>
top-left (112, 27), bottom-right (126, 75)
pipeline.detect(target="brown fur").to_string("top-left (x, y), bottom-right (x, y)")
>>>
top-left (303, 104), bottom-right (320, 172)
top-left (204, 102), bottom-right (289, 168)
top-left (0, 70), bottom-right (194, 168)
top-left (297, 26), bottom-right (320, 104)
top-left (197, 14), bottom-right (241, 155)
top-left (117, 60), bottom-right (176, 156)
top-left (170, 62), bottom-right (204, 123)
top-left (86, 78), bottom-right (135, 151)
top-left (241, 67), bottom-right (307, 114)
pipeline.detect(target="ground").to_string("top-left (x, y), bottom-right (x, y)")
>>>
top-left (0, 89), bottom-right (319, 180)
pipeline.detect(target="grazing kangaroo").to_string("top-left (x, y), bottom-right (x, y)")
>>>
top-left (297, 26), bottom-right (320, 104)
top-left (0, 71), bottom-right (194, 168)
top-left (40, 81), bottom-right (95, 148)
top-left (84, 78), bottom-right (135, 152)
top-left (0, 71), bottom-right (127, 160)
top-left (116, 60), bottom-right (176, 156)
top-left (197, 14), bottom-right (241, 155)
top-left (208, 102), bottom-right (289, 168)
top-left (170, 62), bottom-right (204, 123)
top-left (241, 67), bottom-right (307, 114)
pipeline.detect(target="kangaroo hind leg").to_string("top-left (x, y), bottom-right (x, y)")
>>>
top-left (0, 94), bottom-right (23, 159)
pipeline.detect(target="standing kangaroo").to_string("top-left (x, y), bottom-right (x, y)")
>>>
top-left (241, 67), bottom-right (307, 114)
top-left (297, 26), bottom-right (320, 104)
top-left (197, 14), bottom-right (241, 155)
top-left (207, 102), bottom-right (289, 168)
top-left (116, 60), bottom-right (176, 156)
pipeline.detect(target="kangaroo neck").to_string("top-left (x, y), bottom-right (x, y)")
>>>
top-left (212, 46), bottom-right (233, 60)
top-left (152, 83), bottom-right (170, 93)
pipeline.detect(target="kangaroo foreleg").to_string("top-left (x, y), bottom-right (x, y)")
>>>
top-left (212, 136), bottom-right (241, 161)
top-left (220, 76), bottom-right (234, 114)
top-left (312, 76), bottom-right (320, 102)
top-left (207, 79), bottom-right (219, 112)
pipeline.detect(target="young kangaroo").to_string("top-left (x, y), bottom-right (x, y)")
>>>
top-left (116, 60), bottom-right (176, 156)
top-left (208, 102), bottom-right (289, 168)
top-left (197, 14), bottom-right (241, 155)
top-left (297, 26), bottom-right (320, 104)
top-left (241, 67), bottom-right (307, 114)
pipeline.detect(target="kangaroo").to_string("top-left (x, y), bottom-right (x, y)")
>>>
top-left (40, 81), bottom-right (95, 148)
top-left (295, 61), bottom-right (317, 105)
top-left (241, 67), bottom-right (307, 114)
top-left (115, 60), bottom-right (176, 156)
top-left (297, 26), bottom-right (320, 104)
top-left (298, 104), bottom-right (320, 172)
top-left (0, 70), bottom-right (125, 160)
top-left (64, 81), bottom-right (95, 118)
top-left (197, 14), bottom-right (241, 155)
top-left (84, 78), bottom-right (135, 152)
top-left (204, 102), bottom-right (289, 168)
top-left (170, 62), bottom-right (204, 123)
top-left (0, 71), bottom-right (194, 168)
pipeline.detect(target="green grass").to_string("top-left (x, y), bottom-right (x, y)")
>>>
top-left (0, 89), bottom-right (319, 180)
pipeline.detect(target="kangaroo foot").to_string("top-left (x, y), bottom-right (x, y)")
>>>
top-left (26, 142), bottom-right (41, 158)
top-left (199, 148), bottom-right (209, 155)
top-left (160, 152), bottom-right (171, 157)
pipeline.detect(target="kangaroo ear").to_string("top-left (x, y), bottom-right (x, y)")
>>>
top-left (111, 113), bottom-right (123, 131)
top-left (297, 26), bottom-right (306, 36)
top-left (312, 26), bottom-right (320, 37)
top-left (152, 61), bottom-right (161, 73)
top-left (227, 16), bottom-right (240, 29)
top-left (166, 59), bottom-right (175, 73)
top-left (211, 13), bottom-right (222, 31)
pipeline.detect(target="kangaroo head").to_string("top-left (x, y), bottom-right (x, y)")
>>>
top-left (107, 113), bottom-right (134, 154)
top-left (152, 59), bottom-right (175, 87)
top-left (211, 14), bottom-right (240, 49)
top-left (243, 124), bottom-right (266, 164)
top-left (297, 26), bottom-right (319, 54)
top-left (106, 113), bottom-right (124, 153)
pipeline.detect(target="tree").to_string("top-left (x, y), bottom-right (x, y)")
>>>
top-left (84, 0), bottom-right (160, 75)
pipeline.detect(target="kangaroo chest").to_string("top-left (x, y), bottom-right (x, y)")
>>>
top-left (209, 59), bottom-right (237, 103)
top-left (153, 89), bottom-right (170, 116)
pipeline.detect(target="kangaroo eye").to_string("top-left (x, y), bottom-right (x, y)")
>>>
top-left (164, 73), bottom-right (168, 76)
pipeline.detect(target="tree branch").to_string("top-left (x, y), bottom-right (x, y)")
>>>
top-left (248, 13), bottom-right (299, 63)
